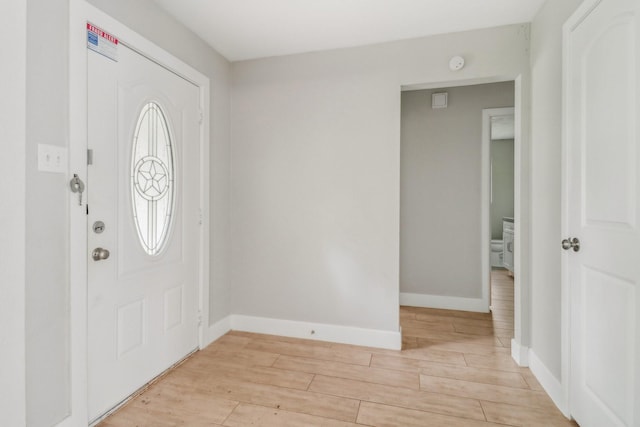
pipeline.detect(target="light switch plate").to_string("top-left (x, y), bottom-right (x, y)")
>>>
top-left (38, 144), bottom-right (68, 173)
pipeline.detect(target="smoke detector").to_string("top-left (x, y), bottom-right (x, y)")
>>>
top-left (449, 56), bottom-right (465, 71)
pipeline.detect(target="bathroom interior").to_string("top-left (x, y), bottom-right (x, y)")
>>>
top-left (489, 114), bottom-right (515, 280)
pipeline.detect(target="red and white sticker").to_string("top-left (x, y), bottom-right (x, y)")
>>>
top-left (87, 23), bottom-right (118, 62)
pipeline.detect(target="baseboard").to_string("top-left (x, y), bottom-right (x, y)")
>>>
top-left (230, 314), bottom-right (402, 350)
top-left (400, 292), bottom-right (489, 313)
top-left (510, 338), bottom-right (529, 366)
top-left (202, 315), bottom-right (232, 347)
top-left (56, 415), bottom-right (82, 427)
top-left (529, 349), bottom-right (570, 417)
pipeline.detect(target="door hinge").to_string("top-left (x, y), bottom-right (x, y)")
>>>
top-left (87, 149), bottom-right (94, 165)
top-left (198, 109), bottom-right (203, 124)
top-left (198, 208), bottom-right (203, 226)
top-left (197, 311), bottom-right (202, 326)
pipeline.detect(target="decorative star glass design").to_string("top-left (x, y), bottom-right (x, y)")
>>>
top-left (134, 157), bottom-right (170, 201)
top-left (131, 102), bottom-right (175, 256)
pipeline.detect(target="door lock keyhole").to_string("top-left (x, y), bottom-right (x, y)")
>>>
top-left (93, 221), bottom-right (105, 234)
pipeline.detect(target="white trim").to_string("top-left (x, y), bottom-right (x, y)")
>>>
top-left (66, 2), bottom-right (210, 425)
top-left (560, 13), bottom-right (573, 423)
top-left (199, 314), bottom-right (401, 351)
top-left (203, 316), bottom-right (233, 347)
top-left (482, 107), bottom-right (515, 315)
top-left (512, 74), bottom-right (530, 360)
top-left (529, 350), bottom-right (570, 417)
top-left (65, 2), bottom-right (90, 425)
top-left (197, 53), bottom-right (212, 353)
top-left (400, 292), bottom-right (488, 313)
top-left (510, 338), bottom-right (529, 367)
top-left (231, 315), bottom-right (402, 350)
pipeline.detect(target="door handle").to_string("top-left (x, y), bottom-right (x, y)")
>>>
top-left (561, 237), bottom-right (580, 252)
top-left (92, 247), bottom-right (110, 261)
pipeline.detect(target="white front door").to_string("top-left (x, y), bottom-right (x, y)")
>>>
top-left (564, 0), bottom-right (640, 425)
top-left (87, 41), bottom-right (201, 421)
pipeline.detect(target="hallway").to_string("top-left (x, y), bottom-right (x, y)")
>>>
top-left (99, 271), bottom-right (575, 426)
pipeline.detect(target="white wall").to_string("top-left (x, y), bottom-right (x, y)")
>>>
top-left (231, 25), bottom-right (530, 338)
top-left (87, 0), bottom-right (233, 326)
top-left (400, 83), bottom-right (514, 300)
top-left (0, 0), bottom-right (27, 425)
top-left (529, 0), bottom-right (582, 382)
top-left (25, 0), bottom-right (70, 424)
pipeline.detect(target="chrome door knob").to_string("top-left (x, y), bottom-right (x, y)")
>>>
top-left (92, 247), bottom-right (110, 261)
top-left (561, 237), bottom-right (580, 252)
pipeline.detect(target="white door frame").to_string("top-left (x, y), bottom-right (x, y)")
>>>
top-left (63, 1), bottom-right (210, 425)
top-left (482, 106), bottom-right (515, 310)
top-left (400, 75), bottom-right (530, 365)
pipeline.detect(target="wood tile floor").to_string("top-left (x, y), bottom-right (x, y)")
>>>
top-left (100, 270), bottom-right (577, 426)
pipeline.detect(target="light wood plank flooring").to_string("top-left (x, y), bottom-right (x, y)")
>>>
top-left (100, 270), bottom-right (576, 426)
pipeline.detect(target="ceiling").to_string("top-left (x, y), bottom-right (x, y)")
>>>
top-left (153, 0), bottom-right (546, 62)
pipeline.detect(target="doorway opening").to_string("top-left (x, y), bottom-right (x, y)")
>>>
top-left (399, 81), bottom-right (517, 349)
top-left (486, 108), bottom-right (515, 345)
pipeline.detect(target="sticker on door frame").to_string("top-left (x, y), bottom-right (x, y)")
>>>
top-left (87, 22), bottom-right (118, 62)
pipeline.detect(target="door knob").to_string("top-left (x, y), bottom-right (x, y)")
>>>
top-left (561, 237), bottom-right (580, 252)
top-left (92, 247), bottom-right (110, 261)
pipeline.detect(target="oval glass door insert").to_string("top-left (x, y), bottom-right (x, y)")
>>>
top-left (131, 102), bottom-right (175, 256)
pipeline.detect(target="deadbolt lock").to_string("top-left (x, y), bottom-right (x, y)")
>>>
top-left (93, 221), bottom-right (105, 234)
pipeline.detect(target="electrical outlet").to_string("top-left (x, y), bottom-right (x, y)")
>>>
top-left (38, 144), bottom-right (68, 173)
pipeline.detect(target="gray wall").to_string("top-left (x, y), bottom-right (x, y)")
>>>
top-left (0, 0), bottom-right (27, 424)
top-left (231, 26), bottom-right (529, 333)
top-left (529, 0), bottom-right (583, 381)
top-left (25, 0), bottom-right (70, 425)
top-left (491, 139), bottom-right (515, 240)
top-left (400, 83), bottom-right (514, 298)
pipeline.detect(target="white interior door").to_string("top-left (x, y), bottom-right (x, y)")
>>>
top-left (565, 0), bottom-right (640, 425)
top-left (87, 42), bottom-right (201, 421)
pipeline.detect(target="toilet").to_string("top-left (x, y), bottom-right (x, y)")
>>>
top-left (490, 239), bottom-right (504, 268)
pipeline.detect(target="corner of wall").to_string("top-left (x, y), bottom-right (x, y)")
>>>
top-left (510, 341), bottom-right (569, 418)
top-left (510, 338), bottom-right (529, 366)
top-left (203, 315), bottom-right (232, 348)
top-left (528, 349), bottom-right (570, 417)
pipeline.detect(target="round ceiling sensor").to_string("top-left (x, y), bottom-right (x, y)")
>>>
top-left (449, 56), bottom-right (465, 71)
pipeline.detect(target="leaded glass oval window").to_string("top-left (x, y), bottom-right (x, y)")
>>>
top-left (131, 102), bottom-right (175, 256)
